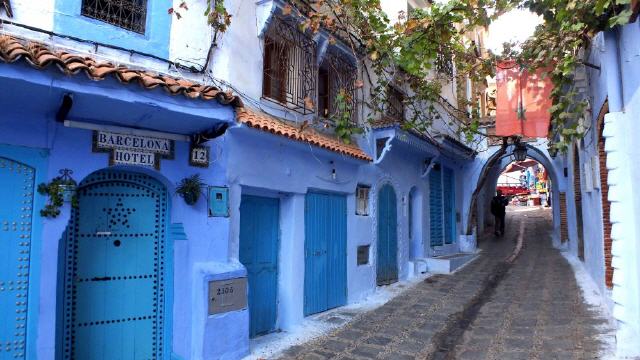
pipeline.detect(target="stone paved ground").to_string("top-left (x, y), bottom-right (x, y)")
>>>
top-left (276, 208), bottom-right (613, 360)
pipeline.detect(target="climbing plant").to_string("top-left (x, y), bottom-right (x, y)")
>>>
top-left (203, 0), bottom-right (637, 148)
top-left (515, 0), bottom-right (636, 153)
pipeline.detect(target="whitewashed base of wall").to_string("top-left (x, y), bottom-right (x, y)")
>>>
top-left (459, 234), bottom-right (477, 253)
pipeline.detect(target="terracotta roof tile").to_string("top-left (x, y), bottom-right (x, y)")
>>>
top-left (0, 34), bottom-right (371, 161)
top-left (237, 110), bottom-right (372, 161)
top-left (0, 35), bottom-right (243, 107)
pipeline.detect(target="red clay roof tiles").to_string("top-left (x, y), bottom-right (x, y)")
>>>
top-left (237, 109), bottom-right (372, 161)
top-left (0, 34), bottom-right (371, 161)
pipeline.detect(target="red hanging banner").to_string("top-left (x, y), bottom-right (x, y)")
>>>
top-left (495, 60), bottom-right (553, 138)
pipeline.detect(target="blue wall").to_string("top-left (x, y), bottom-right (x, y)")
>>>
top-left (54, 0), bottom-right (172, 59)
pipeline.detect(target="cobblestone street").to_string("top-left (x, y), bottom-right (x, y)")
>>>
top-left (277, 208), bottom-right (614, 360)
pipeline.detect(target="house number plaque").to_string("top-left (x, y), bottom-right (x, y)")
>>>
top-left (189, 144), bottom-right (210, 168)
top-left (208, 277), bottom-right (247, 315)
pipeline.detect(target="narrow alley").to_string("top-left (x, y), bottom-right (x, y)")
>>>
top-left (277, 208), bottom-right (614, 360)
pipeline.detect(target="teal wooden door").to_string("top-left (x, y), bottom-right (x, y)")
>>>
top-left (376, 184), bottom-right (398, 286)
top-left (63, 170), bottom-right (168, 360)
top-left (304, 192), bottom-right (347, 316)
top-left (0, 157), bottom-right (35, 360)
top-left (239, 195), bottom-right (279, 338)
top-left (429, 166), bottom-right (444, 247)
top-left (443, 167), bottom-right (456, 244)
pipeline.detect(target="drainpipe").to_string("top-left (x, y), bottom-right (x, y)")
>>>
top-left (604, 30), bottom-right (624, 112)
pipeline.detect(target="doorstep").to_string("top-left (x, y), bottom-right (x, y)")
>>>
top-left (425, 251), bottom-right (479, 274)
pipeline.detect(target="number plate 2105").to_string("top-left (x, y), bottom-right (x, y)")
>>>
top-left (208, 277), bottom-right (247, 315)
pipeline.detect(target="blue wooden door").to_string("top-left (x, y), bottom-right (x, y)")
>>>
top-left (304, 192), bottom-right (347, 316)
top-left (429, 166), bottom-right (444, 247)
top-left (63, 170), bottom-right (168, 360)
top-left (239, 195), bottom-right (279, 338)
top-left (443, 167), bottom-right (456, 244)
top-left (376, 184), bottom-right (398, 286)
top-left (0, 157), bottom-right (35, 360)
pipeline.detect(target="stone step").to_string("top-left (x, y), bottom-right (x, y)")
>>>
top-left (425, 252), bottom-right (478, 274)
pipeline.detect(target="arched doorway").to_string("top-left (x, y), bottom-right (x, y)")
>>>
top-left (466, 143), bottom-right (561, 242)
top-left (61, 169), bottom-right (170, 359)
top-left (377, 184), bottom-right (398, 285)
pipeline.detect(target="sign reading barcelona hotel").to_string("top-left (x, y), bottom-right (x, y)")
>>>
top-left (93, 130), bottom-right (175, 170)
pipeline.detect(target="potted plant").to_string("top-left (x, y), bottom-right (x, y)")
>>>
top-left (37, 169), bottom-right (78, 218)
top-left (176, 174), bottom-right (206, 205)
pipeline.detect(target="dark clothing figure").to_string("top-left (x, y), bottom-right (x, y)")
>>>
top-left (490, 193), bottom-right (509, 236)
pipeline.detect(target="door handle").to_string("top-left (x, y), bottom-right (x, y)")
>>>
top-left (91, 276), bottom-right (112, 281)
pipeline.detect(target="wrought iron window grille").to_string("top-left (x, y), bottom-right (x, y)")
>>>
top-left (81, 0), bottom-right (148, 34)
top-left (386, 85), bottom-right (405, 121)
top-left (262, 16), bottom-right (317, 115)
top-left (318, 47), bottom-right (358, 126)
top-left (435, 47), bottom-right (454, 78)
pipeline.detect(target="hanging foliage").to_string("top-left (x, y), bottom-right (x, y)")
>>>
top-left (203, 0), bottom-right (636, 148)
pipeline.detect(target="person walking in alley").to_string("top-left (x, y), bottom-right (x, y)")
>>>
top-left (491, 189), bottom-right (509, 237)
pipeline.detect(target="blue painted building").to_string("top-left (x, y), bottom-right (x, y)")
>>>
top-left (0, 0), bottom-right (479, 359)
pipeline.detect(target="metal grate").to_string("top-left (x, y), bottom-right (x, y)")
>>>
top-left (386, 86), bottom-right (405, 121)
top-left (318, 48), bottom-right (358, 125)
top-left (263, 17), bottom-right (316, 114)
top-left (435, 46), bottom-right (453, 77)
top-left (81, 0), bottom-right (148, 34)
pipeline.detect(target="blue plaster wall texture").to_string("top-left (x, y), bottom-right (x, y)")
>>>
top-left (53, 0), bottom-right (172, 59)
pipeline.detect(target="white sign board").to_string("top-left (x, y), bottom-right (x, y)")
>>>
top-left (93, 130), bottom-right (174, 170)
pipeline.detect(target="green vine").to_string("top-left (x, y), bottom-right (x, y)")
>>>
top-left (332, 89), bottom-right (363, 144)
top-left (201, 0), bottom-right (637, 150)
top-left (205, 0), bottom-right (232, 36)
top-left (37, 177), bottom-right (78, 218)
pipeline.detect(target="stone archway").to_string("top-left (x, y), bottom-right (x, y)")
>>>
top-left (465, 142), bottom-right (562, 244)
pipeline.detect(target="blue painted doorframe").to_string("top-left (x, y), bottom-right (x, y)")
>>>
top-left (443, 167), bottom-right (456, 245)
top-left (429, 165), bottom-right (456, 247)
top-left (0, 145), bottom-right (47, 360)
top-left (239, 195), bottom-right (279, 338)
top-left (304, 192), bottom-right (347, 316)
top-left (429, 166), bottom-right (444, 247)
top-left (0, 157), bottom-right (35, 360)
top-left (376, 184), bottom-right (398, 286)
top-left (62, 170), bottom-right (170, 360)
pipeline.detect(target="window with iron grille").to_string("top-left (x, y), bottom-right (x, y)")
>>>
top-left (318, 48), bottom-right (358, 126)
top-left (386, 86), bottom-right (405, 121)
top-left (262, 17), bottom-right (317, 114)
top-left (435, 47), bottom-right (453, 77)
top-left (81, 0), bottom-right (147, 34)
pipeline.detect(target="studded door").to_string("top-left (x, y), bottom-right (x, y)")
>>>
top-left (63, 170), bottom-right (168, 360)
top-left (0, 157), bottom-right (34, 360)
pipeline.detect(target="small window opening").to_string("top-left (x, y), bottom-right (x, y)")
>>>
top-left (357, 245), bottom-right (370, 265)
top-left (356, 185), bottom-right (370, 216)
top-left (318, 66), bottom-right (330, 117)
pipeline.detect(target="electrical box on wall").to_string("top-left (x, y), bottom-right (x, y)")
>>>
top-left (208, 186), bottom-right (229, 217)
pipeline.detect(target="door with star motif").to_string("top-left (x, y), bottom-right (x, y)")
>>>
top-left (62, 170), bottom-right (168, 360)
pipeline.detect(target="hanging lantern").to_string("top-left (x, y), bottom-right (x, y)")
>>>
top-left (513, 142), bottom-right (528, 162)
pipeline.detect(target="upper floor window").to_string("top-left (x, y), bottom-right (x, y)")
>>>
top-left (318, 48), bottom-right (357, 125)
top-left (81, 0), bottom-right (147, 34)
top-left (435, 46), bottom-right (453, 77)
top-left (262, 17), bottom-right (316, 114)
top-left (386, 86), bottom-right (405, 121)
